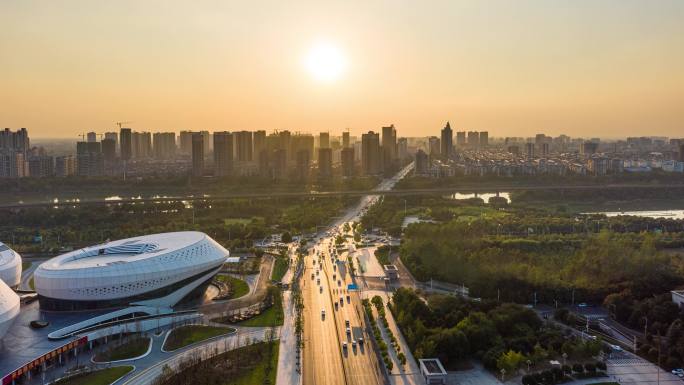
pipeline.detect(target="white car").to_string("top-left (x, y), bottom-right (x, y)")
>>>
top-left (610, 344), bottom-right (622, 352)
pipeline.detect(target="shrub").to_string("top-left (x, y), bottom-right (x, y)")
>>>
top-left (572, 363), bottom-right (584, 373)
top-left (596, 361), bottom-right (607, 371)
top-left (562, 364), bottom-right (572, 374)
top-left (541, 370), bottom-right (554, 384)
top-left (584, 362), bottom-right (596, 372)
top-left (551, 367), bottom-right (563, 381)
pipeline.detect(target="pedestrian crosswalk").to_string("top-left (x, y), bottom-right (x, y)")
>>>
top-left (608, 358), bottom-right (650, 365)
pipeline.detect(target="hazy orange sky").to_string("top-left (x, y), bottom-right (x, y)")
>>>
top-left (2, 1), bottom-right (683, 139)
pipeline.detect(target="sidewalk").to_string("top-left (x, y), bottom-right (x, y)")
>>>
top-left (276, 290), bottom-right (301, 385)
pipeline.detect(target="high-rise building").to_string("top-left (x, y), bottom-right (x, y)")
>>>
top-left (456, 131), bottom-right (466, 147)
top-left (382, 125), bottom-right (397, 165)
top-left (440, 122), bottom-right (453, 158)
top-left (200, 131), bottom-right (212, 152)
top-left (398, 138), bottom-right (408, 160)
top-left (296, 149), bottom-right (311, 181)
top-left (428, 136), bottom-right (441, 157)
top-left (178, 131), bottom-right (194, 155)
top-left (76, 141), bottom-right (104, 176)
top-left (253, 130), bottom-right (266, 160)
top-left (153, 132), bottom-right (176, 160)
top-left (102, 138), bottom-right (116, 162)
top-left (467, 131), bottom-right (479, 149)
top-left (341, 147), bottom-right (354, 177)
top-left (361, 131), bottom-right (381, 175)
top-left (580, 142), bottom-right (599, 157)
top-left (132, 131), bottom-right (152, 159)
top-left (55, 155), bottom-right (76, 177)
top-left (28, 156), bottom-right (54, 177)
top-left (191, 133), bottom-right (204, 176)
top-left (525, 142), bottom-right (535, 159)
top-left (342, 132), bottom-right (350, 148)
top-left (213, 131), bottom-right (233, 177)
top-left (415, 149), bottom-right (428, 175)
top-left (540, 142), bottom-right (550, 157)
top-left (120, 128), bottom-right (132, 161)
top-left (318, 148), bottom-right (333, 178)
top-left (1, 128), bottom-right (30, 156)
top-left (0, 152), bottom-right (27, 178)
top-left (679, 144), bottom-right (684, 162)
top-left (479, 131), bottom-right (488, 148)
top-left (235, 131), bottom-right (253, 162)
top-left (319, 132), bottom-right (330, 149)
top-left (104, 132), bottom-right (118, 152)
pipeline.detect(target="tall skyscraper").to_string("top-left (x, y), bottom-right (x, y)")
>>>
top-left (191, 133), bottom-right (204, 176)
top-left (382, 124), bottom-right (397, 173)
top-left (440, 122), bottom-right (453, 158)
top-left (479, 131), bottom-right (488, 148)
top-left (153, 132), bottom-right (176, 160)
top-left (235, 131), bottom-right (253, 162)
top-left (120, 128), bottom-right (132, 161)
top-left (28, 156), bottom-right (54, 177)
top-left (0, 152), bottom-right (27, 178)
top-left (428, 136), bottom-right (441, 157)
top-left (178, 131), bottom-right (194, 155)
top-left (132, 131), bottom-right (152, 159)
top-left (456, 131), bottom-right (466, 147)
top-left (342, 132), bottom-right (350, 148)
top-left (319, 132), bottom-right (330, 149)
top-left (415, 149), bottom-right (428, 175)
top-left (200, 131), bottom-right (211, 152)
top-left (361, 131), bottom-right (381, 175)
top-left (679, 144), bottom-right (684, 162)
top-left (1, 128), bottom-right (30, 156)
top-left (101, 138), bottom-right (116, 162)
top-left (213, 131), bottom-right (234, 177)
top-left (398, 137), bottom-right (408, 160)
top-left (467, 131), bottom-right (479, 149)
top-left (341, 147), bottom-right (354, 177)
top-left (525, 142), bottom-right (535, 159)
top-left (76, 141), bottom-right (104, 176)
top-left (87, 132), bottom-right (97, 142)
top-left (318, 147), bottom-right (333, 178)
top-left (253, 130), bottom-right (266, 160)
top-left (296, 149), bottom-right (311, 181)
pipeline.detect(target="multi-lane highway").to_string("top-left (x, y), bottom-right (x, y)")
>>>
top-left (301, 164), bottom-right (413, 385)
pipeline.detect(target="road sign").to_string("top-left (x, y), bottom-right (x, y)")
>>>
top-left (347, 283), bottom-right (358, 291)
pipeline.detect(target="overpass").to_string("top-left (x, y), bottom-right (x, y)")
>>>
top-left (2, 182), bottom-right (683, 209)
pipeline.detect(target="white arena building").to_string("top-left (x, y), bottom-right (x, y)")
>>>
top-left (34, 231), bottom-right (229, 311)
top-left (0, 242), bottom-right (22, 289)
top-left (0, 280), bottom-right (20, 340)
top-left (0, 242), bottom-right (21, 340)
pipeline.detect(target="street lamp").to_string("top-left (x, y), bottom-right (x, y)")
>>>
top-left (500, 368), bottom-right (506, 381)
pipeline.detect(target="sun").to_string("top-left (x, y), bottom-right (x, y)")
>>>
top-left (304, 41), bottom-right (347, 83)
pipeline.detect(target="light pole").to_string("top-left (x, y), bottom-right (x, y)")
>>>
top-left (500, 368), bottom-right (506, 382)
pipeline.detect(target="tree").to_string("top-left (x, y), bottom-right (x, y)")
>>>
top-left (496, 350), bottom-right (525, 375)
top-left (281, 231), bottom-right (293, 243)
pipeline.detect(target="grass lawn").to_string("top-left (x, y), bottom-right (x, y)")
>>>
top-left (228, 342), bottom-right (279, 385)
top-left (22, 261), bottom-right (32, 270)
top-left (53, 366), bottom-right (133, 385)
top-left (93, 336), bottom-right (150, 362)
top-left (216, 274), bottom-right (250, 299)
top-left (271, 257), bottom-right (288, 282)
top-left (29, 276), bottom-right (35, 290)
top-left (238, 291), bottom-right (284, 327)
top-left (164, 325), bottom-right (235, 351)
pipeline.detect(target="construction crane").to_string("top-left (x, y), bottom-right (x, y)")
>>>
top-left (115, 121), bottom-right (132, 130)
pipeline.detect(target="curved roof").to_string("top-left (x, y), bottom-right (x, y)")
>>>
top-left (0, 242), bottom-right (21, 288)
top-left (0, 279), bottom-right (20, 339)
top-left (0, 242), bottom-right (19, 268)
top-left (39, 231), bottom-right (208, 270)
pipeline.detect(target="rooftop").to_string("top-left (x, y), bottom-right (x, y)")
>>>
top-left (39, 231), bottom-right (207, 270)
top-left (419, 358), bottom-right (447, 375)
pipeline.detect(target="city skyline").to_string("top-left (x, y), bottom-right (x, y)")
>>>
top-left (2, 1), bottom-right (684, 138)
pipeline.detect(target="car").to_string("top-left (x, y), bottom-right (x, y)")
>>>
top-left (346, 295), bottom-right (350, 303)
top-left (358, 337), bottom-right (364, 345)
top-left (311, 273), bottom-right (314, 279)
top-left (346, 327), bottom-right (351, 335)
top-left (351, 340), bottom-right (357, 348)
top-left (578, 303), bottom-right (588, 307)
top-left (333, 274), bottom-right (336, 280)
top-left (316, 270), bottom-right (319, 276)
top-left (337, 280), bottom-right (341, 286)
top-left (340, 297), bottom-right (344, 306)
top-left (320, 286), bottom-right (323, 293)
top-left (316, 278), bottom-right (320, 285)
top-left (342, 341), bottom-right (347, 350)
top-left (672, 369), bottom-right (684, 376)
top-left (610, 344), bottom-right (622, 352)
top-left (321, 309), bottom-right (326, 318)
top-left (345, 319), bottom-right (350, 327)
top-left (587, 335), bottom-right (597, 340)
top-left (334, 302), bottom-right (339, 310)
